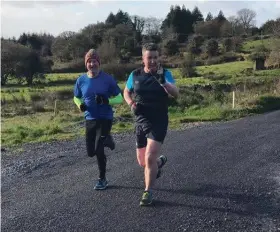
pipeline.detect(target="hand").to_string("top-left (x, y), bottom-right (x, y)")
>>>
top-left (130, 101), bottom-right (137, 113)
top-left (156, 66), bottom-right (166, 85)
top-left (95, 94), bottom-right (109, 105)
top-left (158, 74), bottom-right (166, 85)
top-left (80, 103), bottom-right (87, 112)
top-left (130, 102), bottom-right (142, 115)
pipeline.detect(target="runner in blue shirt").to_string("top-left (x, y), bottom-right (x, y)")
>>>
top-left (123, 43), bottom-right (179, 206)
top-left (74, 49), bottom-right (123, 190)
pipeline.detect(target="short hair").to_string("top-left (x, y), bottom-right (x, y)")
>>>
top-left (142, 43), bottom-right (159, 55)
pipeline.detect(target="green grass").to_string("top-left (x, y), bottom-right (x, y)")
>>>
top-left (170, 61), bottom-right (254, 79)
top-left (1, 112), bottom-right (84, 146)
top-left (242, 38), bottom-right (276, 53)
top-left (2, 59), bottom-right (280, 148)
top-left (195, 61), bottom-right (253, 77)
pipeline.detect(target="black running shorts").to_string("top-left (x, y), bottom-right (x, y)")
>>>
top-left (134, 115), bottom-right (168, 148)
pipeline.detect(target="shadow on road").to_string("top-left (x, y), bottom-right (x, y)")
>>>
top-left (155, 183), bottom-right (279, 219)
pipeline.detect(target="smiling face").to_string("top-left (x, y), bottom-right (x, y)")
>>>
top-left (142, 50), bottom-right (159, 73)
top-left (86, 58), bottom-right (100, 75)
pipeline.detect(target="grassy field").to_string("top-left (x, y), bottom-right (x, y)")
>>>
top-left (242, 38), bottom-right (276, 53)
top-left (2, 60), bottom-right (280, 148)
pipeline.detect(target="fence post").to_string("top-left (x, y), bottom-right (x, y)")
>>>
top-left (232, 91), bottom-right (235, 109)
top-left (54, 99), bottom-right (58, 116)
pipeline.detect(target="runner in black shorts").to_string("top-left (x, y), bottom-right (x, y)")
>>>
top-left (123, 43), bottom-right (179, 206)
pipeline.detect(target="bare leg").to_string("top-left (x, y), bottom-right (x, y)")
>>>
top-left (144, 139), bottom-right (162, 191)
top-left (136, 147), bottom-right (146, 167)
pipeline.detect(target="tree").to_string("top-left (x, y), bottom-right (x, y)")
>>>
top-left (216, 10), bottom-right (226, 23)
top-left (115, 10), bottom-right (132, 26)
top-left (271, 18), bottom-right (280, 36)
top-left (187, 34), bottom-right (204, 55)
top-left (80, 22), bottom-right (111, 49)
top-left (194, 20), bottom-right (220, 38)
top-left (222, 38), bottom-right (233, 52)
top-left (18, 33), bottom-right (28, 45)
top-left (105, 12), bottom-right (116, 26)
top-left (237, 8), bottom-right (256, 33)
top-left (205, 12), bottom-right (213, 21)
top-left (180, 53), bottom-right (197, 78)
top-left (227, 16), bottom-right (244, 36)
top-left (104, 24), bottom-right (134, 49)
top-left (144, 17), bottom-right (163, 37)
top-left (192, 6), bottom-right (204, 22)
top-left (1, 40), bottom-right (49, 85)
top-left (162, 39), bottom-right (179, 56)
top-left (161, 5), bottom-right (194, 42)
top-left (260, 18), bottom-right (280, 35)
top-left (206, 39), bottom-right (219, 57)
top-left (130, 15), bottom-right (145, 43)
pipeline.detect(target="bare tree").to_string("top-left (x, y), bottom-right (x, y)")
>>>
top-left (130, 15), bottom-right (145, 33)
top-left (237, 8), bottom-right (256, 33)
top-left (143, 17), bottom-right (163, 36)
top-left (272, 17), bottom-right (280, 36)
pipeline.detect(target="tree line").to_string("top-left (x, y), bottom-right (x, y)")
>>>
top-left (1, 5), bottom-right (280, 85)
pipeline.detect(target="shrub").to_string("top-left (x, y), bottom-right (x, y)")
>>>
top-left (102, 63), bottom-right (139, 81)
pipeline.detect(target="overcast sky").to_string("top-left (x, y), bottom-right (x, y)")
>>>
top-left (1, 0), bottom-right (280, 39)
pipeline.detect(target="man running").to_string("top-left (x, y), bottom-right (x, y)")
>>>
top-left (123, 43), bottom-right (179, 206)
top-left (74, 49), bottom-right (123, 190)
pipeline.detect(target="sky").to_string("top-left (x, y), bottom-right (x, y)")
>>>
top-left (1, 0), bottom-right (280, 39)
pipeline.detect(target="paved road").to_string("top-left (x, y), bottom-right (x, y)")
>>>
top-left (2, 111), bottom-right (280, 232)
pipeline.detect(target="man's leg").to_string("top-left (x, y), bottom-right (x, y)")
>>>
top-left (139, 139), bottom-right (162, 206)
top-left (144, 139), bottom-right (162, 192)
top-left (94, 120), bottom-right (108, 190)
top-left (139, 118), bottom-right (168, 206)
top-left (103, 120), bottom-right (115, 150)
top-left (85, 120), bottom-right (97, 157)
top-left (135, 123), bottom-right (148, 167)
top-left (137, 148), bottom-right (146, 167)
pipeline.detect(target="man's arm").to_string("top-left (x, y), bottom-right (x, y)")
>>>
top-left (123, 72), bottom-right (135, 107)
top-left (73, 79), bottom-right (87, 111)
top-left (161, 82), bottom-right (179, 99)
top-left (123, 86), bottom-right (135, 106)
top-left (109, 93), bottom-right (123, 105)
top-left (160, 70), bottom-right (179, 99)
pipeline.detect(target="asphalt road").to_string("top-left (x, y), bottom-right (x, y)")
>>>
top-left (2, 111), bottom-right (280, 232)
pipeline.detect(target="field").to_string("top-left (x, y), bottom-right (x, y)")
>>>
top-left (242, 37), bottom-right (276, 52)
top-left (2, 38), bottom-right (280, 148)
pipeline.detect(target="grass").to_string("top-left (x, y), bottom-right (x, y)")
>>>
top-left (242, 38), bottom-right (276, 53)
top-left (1, 112), bottom-right (84, 146)
top-left (195, 61), bottom-right (253, 77)
top-left (2, 56), bottom-right (280, 148)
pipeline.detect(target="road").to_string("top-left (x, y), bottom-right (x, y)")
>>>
top-left (1, 111), bottom-right (280, 232)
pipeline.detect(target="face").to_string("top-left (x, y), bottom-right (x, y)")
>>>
top-left (86, 59), bottom-right (100, 74)
top-left (142, 50), bottom-right (159, 73)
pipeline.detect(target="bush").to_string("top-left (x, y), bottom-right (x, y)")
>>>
top-left (232, 36), bottom-right (244, 52)
top-left (52, 58), bottom-right (84, 73)
top-left (222, 38), bottom-right (233, 52)
top-left (31, 101), bottom-right (45, 112)
top-left (180, 53), bottom-right (197, 78)
top-left (205, 39), bottom-right (219, 57)
top-left (102, 63), bottom-right (139, 82)
top-left (169, 86), bottom-right (204, 109)
top-left (221, 52), bottom-right (241, 63)
top-left (249, 44), bottom-right (270, 61)
top-left (205, 56), bottom-right (222, 65)
top-left (187, 34), bottom-right (205, 55)
top-left (162, 39), bottom-right (179, 56)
